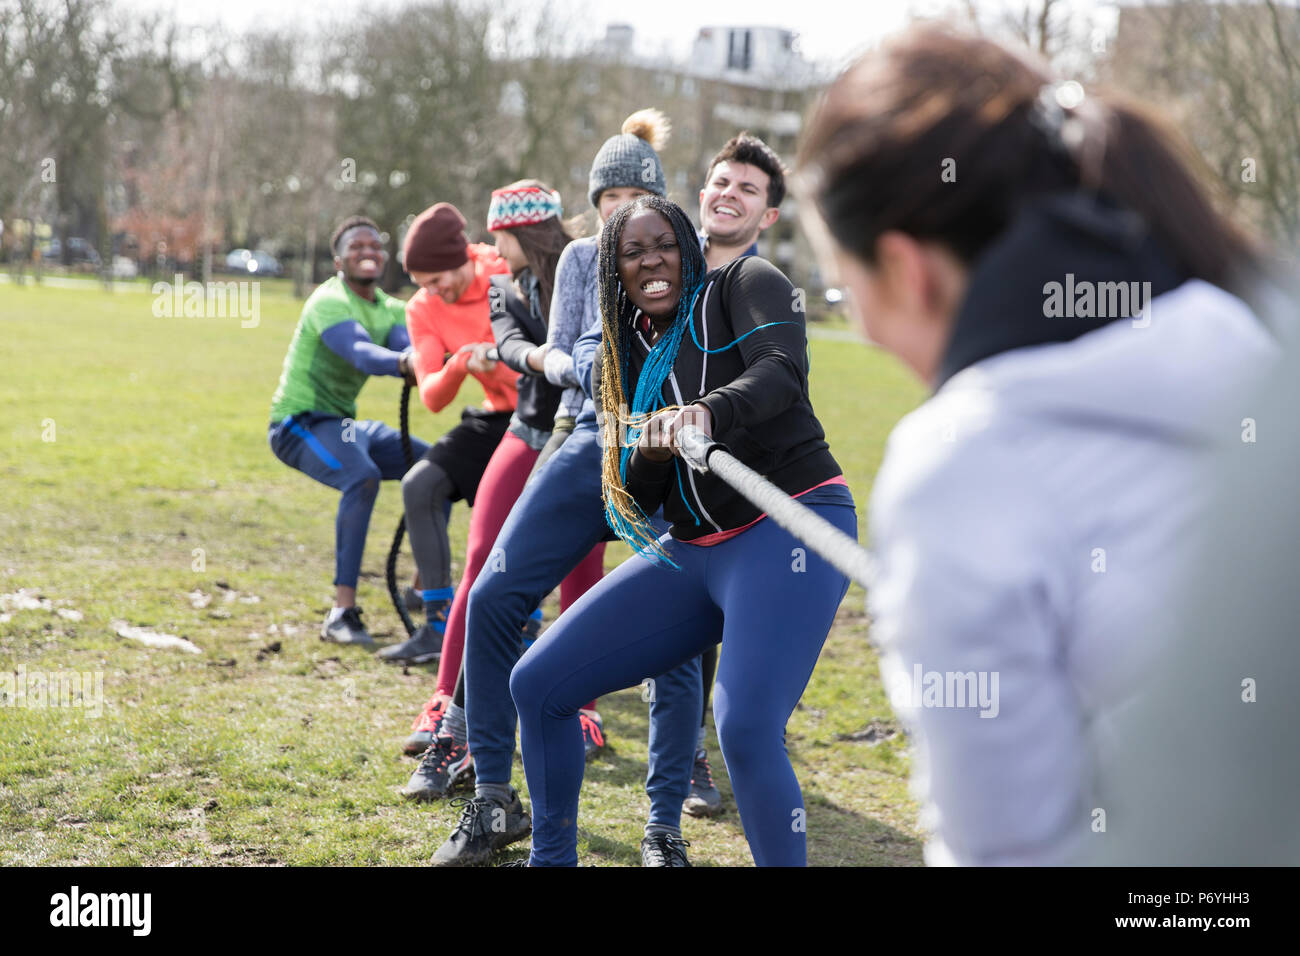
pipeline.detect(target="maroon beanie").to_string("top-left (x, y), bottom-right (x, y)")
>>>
top-left (403, 203), bottom-right (469, 273)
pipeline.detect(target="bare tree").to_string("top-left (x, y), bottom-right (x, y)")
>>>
top-left (1104, 0), bottom-right (1300, 251)
top-left (938, 0), bottom-right (1109, 79)
top-left (0, 0), bottom-right (189, 278)
top-left (325, 0), bottom-right (515, 289)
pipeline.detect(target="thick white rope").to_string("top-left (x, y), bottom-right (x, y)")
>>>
top-left (675, 425), bottom-right (874, 590)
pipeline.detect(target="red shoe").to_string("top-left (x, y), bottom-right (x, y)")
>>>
top-left (403, 696), bottom-right (448, 756)
top-left (579, 709), bottom-right (605, 761)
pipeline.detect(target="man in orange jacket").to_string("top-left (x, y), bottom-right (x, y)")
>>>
top-left (380, 202), bottom-right (518, 665)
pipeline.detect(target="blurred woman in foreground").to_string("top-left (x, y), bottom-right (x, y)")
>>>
top-left (796, 26), bottom-right (1285, 865)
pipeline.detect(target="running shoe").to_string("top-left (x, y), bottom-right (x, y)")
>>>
top-left (402, 586), bottom-right (424, 612)
top-left (640, 833), bottom-right (691, 867)
top-left (402, 734), bottom-right (474, 801)
top-left (321, 606), bottom-right (374, 646)
top-left (683, 747), bottom-right (723, 817)
top-left (431, 790), bottom-right (532, 867)
top-left (579, 709), bottom-right (605, 761)
top-left (402, 695), bottom-right (447, 756)
top-left (378, 622), bottom-right (443, 664)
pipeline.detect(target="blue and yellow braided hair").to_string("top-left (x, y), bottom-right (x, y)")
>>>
top-left (596, 196), bottom-right (706, 565)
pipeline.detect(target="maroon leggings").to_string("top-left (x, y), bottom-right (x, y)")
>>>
top-left (435, 429), bottom-right (605, 708)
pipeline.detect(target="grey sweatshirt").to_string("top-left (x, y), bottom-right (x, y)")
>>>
top-left (868, 279), bottom-right (1279, 865)
top-left (544, 235), bottom-right (600, 421)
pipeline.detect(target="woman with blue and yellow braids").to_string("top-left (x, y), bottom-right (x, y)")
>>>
top-left (509, 195), bottom-right (858, 866)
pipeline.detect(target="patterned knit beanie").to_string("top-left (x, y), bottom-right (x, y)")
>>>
top-left (588, 109), bottom-right (671, 209)
top-left (486, 184), bottom-right (563, 231)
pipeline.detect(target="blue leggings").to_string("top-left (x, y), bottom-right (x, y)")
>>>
top-left (510, 498), bottom-right (856, 866)
top-left (268, 412), bottom-right (430, 588)
top-left (465, 420), bottom-right (701, 830)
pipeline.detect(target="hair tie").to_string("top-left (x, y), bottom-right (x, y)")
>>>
top-left (1030, 79), bottom-right (1107, 188)
top-left (1030, 80), bottom-right (1085, 147)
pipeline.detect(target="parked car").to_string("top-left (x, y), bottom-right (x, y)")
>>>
top-left (44, 237), bottom-right (102, 266)
top-left (225, 248), bottom-right (283, 277)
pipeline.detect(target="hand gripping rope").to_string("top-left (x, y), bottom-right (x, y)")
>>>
top-left (674, 424), bottom-right (875, 591)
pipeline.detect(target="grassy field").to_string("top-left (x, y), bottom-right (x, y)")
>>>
top-left (0, 276), bottom-right (927, 866)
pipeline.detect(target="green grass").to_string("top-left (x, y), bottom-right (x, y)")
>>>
top-left (0, 278), bottom-right (927, 866)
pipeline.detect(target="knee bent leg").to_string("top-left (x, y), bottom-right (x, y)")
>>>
top-left (402, 459), bottom-right (453, 507)
top-left (715, 707), bottom-right (782, 774)
top-left (345, 466), bottom-right (383, 504)
top-left (508, 653), bottom-right (544, 716)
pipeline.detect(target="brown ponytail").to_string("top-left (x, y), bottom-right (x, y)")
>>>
top-left (797, 25), bottom-right (1264, 294)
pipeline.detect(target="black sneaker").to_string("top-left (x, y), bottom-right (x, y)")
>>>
top-left (683, 748), bottom-right (723, 817)
top-left (403, 586), bottom-right (424, 612)
top-left (640, 832), bottom-right (691, 867)
top-left (321, 606), bottom-right (374, 646)
top-left (378, 623), bottom-right (443, 664)
top-left (431, 791), bottom-right (531, 867)
top-left (402, 734), bottom-right (474, 801)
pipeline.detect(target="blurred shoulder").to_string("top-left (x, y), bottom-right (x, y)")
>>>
top-left (469, 242), bottom-right (510, 277)
top-left (301, 276), bottom-right (351, 325)
top-left (559, 234), bottom-right (600, 270)
top-left (404, 287), bottom-right (439, 324)
top-left (304, 275), bottom-right (346, 308)
top-left (709, 254), bottom-right (794, 302)
top-left (374, 286), bottom-right (409, 320)
top-left (714, 253), bottom-right (787, 282)
top-left (872, 372), bottom-right (1024, 535)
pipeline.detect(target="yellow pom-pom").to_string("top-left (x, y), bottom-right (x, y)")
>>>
top-left (621, 108), bottom-right (671, 151)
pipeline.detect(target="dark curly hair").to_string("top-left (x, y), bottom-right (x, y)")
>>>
top-left (330, 215), bottom-right (381, 255)
top-left (705, 132), bottom-right (787, 208)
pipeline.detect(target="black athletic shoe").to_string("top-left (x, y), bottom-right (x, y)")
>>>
top-left (402, 735), bottom-right (474, 801)
top-left (640, 833), bottom-right (691, 867)
top-left (378, 623), bottom-right (443, 664)
top-left (431, 791), bottom-right (531, 867)
top-left (403, 586), bottom-right (424, 612)
top-left (683, 748), bottom-right (723, 817)
top-left (320, 606), bottom-right (374, 646)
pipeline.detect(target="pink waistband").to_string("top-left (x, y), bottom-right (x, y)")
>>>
top-left (682, 474), bottom-right (849, 547)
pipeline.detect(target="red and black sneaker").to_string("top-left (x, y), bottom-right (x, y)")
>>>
top-left (402, 695), bottom-right (448, 757)
top-left (579, 709), bottom-right (605, 761)
top-left (683, 748), bottom-right (723, 817)
top-left (402, 734), bottom-right (475, 802)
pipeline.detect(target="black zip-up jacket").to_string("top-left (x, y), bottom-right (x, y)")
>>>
top-left (615, 255), bottom-right (842, 540)
top-left (489, 271), bottom-right (563, 434)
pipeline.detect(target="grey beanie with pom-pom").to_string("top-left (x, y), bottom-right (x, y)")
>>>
top-left (588, 108), bottom-right (671, 209)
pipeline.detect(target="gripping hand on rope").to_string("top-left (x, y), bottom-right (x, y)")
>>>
top-left (457, 341), bottom-right (499, 374)
top-left (638, 404), bottom-right (713, 463)
top-left (398, 348), bottom-right (418, 386)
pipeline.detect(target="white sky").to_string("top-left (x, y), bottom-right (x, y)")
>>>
top-left (118, 0), bottom-right (1090, 72)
